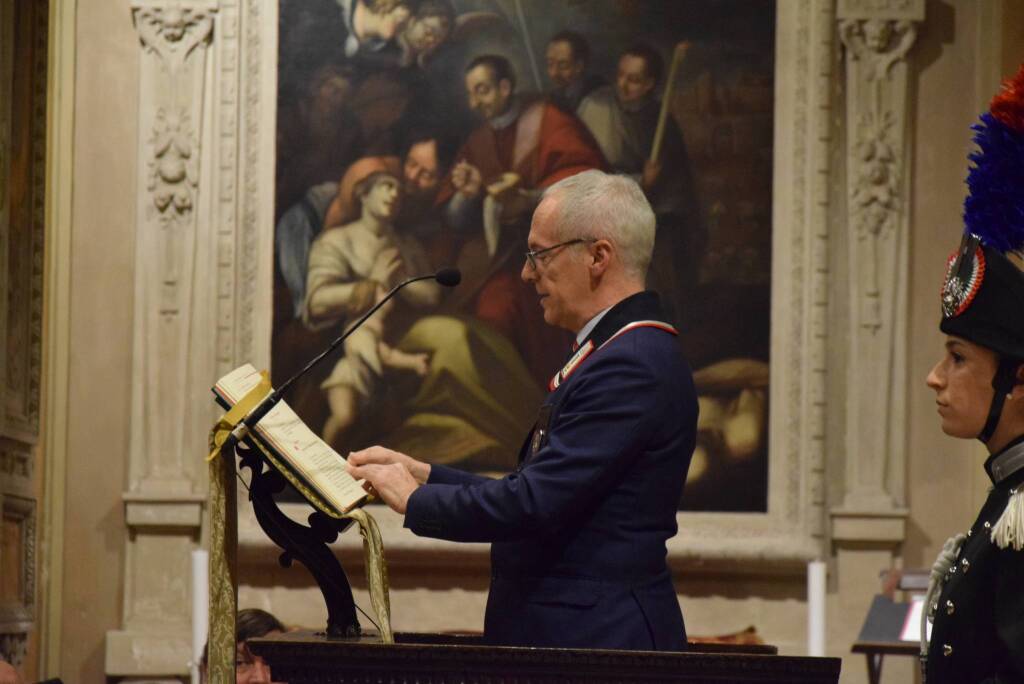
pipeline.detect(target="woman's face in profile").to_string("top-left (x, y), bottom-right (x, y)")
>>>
top-left (926, 335), bottom-right (999, 439)
top-left (363, 175), bottom-right (401, 220)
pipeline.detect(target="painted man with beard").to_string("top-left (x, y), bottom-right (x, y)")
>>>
top-left (577, 43), bottom-right (704, 329)
top-left (324, 131), bottom-right (452, 226)
top-left (437, 54), bottom-right (607, 385)
top-left (545, 30), bottom-right (605, 113)
top-left (277, 131), bottom-right (452, 321)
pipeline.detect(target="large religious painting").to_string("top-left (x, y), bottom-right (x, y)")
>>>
top-left (271, 0), bottom-right (775, 513)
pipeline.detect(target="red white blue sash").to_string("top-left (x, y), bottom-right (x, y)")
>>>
top-left (548, 320), bottom-right (678, 391)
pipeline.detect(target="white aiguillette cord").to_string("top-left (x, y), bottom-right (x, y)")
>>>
top-left (920, 533), bottom-right (965, 658)
top-left (989, 441), bottom-right (1024, 552)
top-left (991, 487), bottom-right (1024, 551)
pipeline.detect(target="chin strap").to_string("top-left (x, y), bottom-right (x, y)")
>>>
top-left (979, 357), bottom-right (1022, 443)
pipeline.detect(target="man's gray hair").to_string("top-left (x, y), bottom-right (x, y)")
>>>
top-left (541, 170), bottom-right (656, 280)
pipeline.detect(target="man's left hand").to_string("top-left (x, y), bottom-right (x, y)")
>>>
top-left (347, 462), bottom-right (420, 514)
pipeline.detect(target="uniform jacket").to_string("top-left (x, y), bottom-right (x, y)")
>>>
top-left (926, 436), bottom-right (1024, 683)
top-left (404, 292), bottom-right (697, 650)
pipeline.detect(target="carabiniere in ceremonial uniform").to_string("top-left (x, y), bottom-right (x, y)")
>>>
top-left (924, 442), bottom-right (1024, 682)
top-left (921, 63), bottom-right (1024, 683)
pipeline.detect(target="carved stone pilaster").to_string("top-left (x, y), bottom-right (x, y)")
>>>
top-left (3, 0), bottom-right (47, 446)
top-left (128, 0), bottom-right (215, 495)
top-left (108, 1), bottom-right (218, 680)
top-left (0, 1), bottom-right (8, 224)
top-left (833, 0), bottom-right (922, 519)
top-left (0, 0), bottom-right (45, 663)
top-left (0, 2), bottom-right (12, 444)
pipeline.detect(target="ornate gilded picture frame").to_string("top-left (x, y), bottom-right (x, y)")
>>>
top-left (227, 0), bottom-right (837, 565)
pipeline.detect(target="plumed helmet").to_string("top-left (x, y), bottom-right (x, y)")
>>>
top-left (940, 63), bottom-right (1024, 361)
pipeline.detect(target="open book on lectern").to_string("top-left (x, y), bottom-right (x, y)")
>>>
top-left (212, 363), bottom-right (368, 517)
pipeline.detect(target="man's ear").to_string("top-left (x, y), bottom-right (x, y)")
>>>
top-left (588, 239), bottom-right (613, 275)
top-left (499, 79), bottom-right (513, 99)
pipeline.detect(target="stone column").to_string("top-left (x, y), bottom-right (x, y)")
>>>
top-left (828, 7), bottom-right (924, 678)
top-left (106, 2), bottom-right (217, 681)
top-left (831, 0), bottom-right (923, 539)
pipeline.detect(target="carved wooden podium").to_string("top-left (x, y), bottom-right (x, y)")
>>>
top-left (249, 631), bottom-right (842, 683)
top-left (220, 388), bottom-right (840, 683)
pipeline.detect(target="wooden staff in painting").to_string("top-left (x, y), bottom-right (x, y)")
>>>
top-left (647, 42), bottom-right (690, 181)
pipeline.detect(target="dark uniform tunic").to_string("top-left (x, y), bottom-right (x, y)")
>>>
top-left (926, 437), bottom-right (1024, 683)
top-left (404, 291), bottom-right (697, 650)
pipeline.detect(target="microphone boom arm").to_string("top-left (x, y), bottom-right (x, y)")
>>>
top-left (225, 271), bottom-right (452, 446)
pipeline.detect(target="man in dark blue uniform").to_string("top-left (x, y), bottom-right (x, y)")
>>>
top-left (348, 169), bottom-right (697, 651)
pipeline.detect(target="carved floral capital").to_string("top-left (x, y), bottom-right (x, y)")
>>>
top-left (131, 1), bottom-right (216, 71)
top-left (838, 18), bottom-right (917, 81)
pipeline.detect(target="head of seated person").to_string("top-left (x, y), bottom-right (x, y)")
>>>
top-left (201, 608), bottom-right (287, 684)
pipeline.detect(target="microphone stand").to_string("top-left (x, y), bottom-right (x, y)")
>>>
top-left (224, 272), bottom-right (445, 450)
top-left (218, 269), bottom-right (458, 638)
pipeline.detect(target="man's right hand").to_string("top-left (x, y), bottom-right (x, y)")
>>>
top-left (451, 160), bottom-right (483, 198)
top-left (347, 445), bottom-right (431, 484)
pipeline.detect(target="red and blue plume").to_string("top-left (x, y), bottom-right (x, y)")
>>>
top-left (963, 63), bottom-right (1024, 254)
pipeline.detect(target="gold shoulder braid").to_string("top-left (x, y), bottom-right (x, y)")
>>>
top-left (206, 372), bottom-right (393, 679)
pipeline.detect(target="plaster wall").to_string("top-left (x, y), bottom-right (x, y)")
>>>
top-left (59, 0), bottom-right (138, 681)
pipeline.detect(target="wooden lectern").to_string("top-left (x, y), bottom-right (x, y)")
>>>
top-left (249, 631), bottom-right (842, 683)
top-left (214, 371), bottom-right (841, 684)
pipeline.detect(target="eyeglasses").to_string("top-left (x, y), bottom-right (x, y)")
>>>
top-left (524, 238), bottom-right (594, 271)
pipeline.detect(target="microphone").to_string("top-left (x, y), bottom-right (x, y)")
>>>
top-left (435, 267), bottom-right (461, 287)
top-left (221, 268), bottom-right (461, 454)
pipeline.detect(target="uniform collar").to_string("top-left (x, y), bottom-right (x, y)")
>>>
top-left (984, 434), bottom-right (1024, 488)
top-left (575, 306), bottom-right (612, 347)
top-left (577, 291), bottom-right (668, 351)
top-left (549, 291), bottom-right (674, 393)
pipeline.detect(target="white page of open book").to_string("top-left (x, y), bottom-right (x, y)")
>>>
top-left (900, 594), bottom-right (931, 642)
top-left (215, 364), bottom-right (366, 512)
